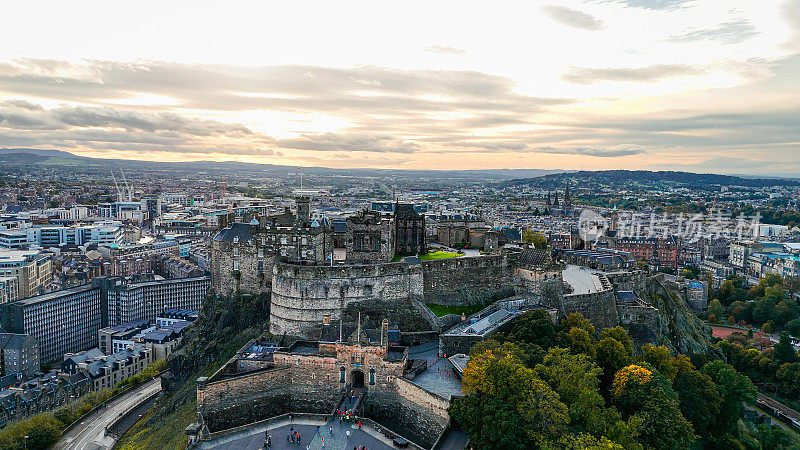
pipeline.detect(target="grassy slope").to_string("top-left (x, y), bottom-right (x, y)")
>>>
top-left (116, 294), bottom-right (271, 449)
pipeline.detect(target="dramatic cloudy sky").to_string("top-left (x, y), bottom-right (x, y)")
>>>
top-left (1, 0), bottom-right (799, 174)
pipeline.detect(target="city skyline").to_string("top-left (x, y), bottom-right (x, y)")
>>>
top-left (1, 0), bottom-right (799, 174)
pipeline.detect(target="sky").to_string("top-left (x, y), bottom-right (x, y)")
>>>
top-left (1, 0), bottom-right (799, 174)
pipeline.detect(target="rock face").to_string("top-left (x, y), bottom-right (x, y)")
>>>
top-left (643, 275), bottom-right (714, 354)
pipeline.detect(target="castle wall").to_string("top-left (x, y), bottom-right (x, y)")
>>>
top-left (562, 289), bottom-right (618, 329)
top-left (199, 366), bottom-right (293, 432)
top-left (421, 255), bottom-right (515, 305)
top-left (210, 239), bottom-right (272, 297)
top-left (364, 377), bottom-right (450, 448)
top-left (269, 262), bottom-right (422, 337)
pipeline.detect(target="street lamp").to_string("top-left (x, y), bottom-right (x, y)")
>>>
top-left (23, 435), bottom-right (28, 449)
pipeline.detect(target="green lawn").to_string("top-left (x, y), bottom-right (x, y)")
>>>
top-left (426, 303), bottom-right (486, 317)
top-left (419, 251), bottom-right (461, 260)
top-left (391, 251), bottom-right (461, 262)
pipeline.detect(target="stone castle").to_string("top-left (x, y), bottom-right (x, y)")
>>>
top-left (196, 197), bottom-right (684, 447)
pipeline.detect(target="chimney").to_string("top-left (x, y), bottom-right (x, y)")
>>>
top-left (381, 318), bottom-right (389, 348)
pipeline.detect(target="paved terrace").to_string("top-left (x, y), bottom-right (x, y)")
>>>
top-left (200, 416), bottom-right (396, 450)
top-left (407, 342), bottom-right (463, 399)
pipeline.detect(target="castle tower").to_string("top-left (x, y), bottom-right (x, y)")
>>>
top-left (553, 191), bottom-right (560, 208)
top-left (296, 196), bottom-right (310, 223)
top-left (564, 183), bottom-right (571, 210)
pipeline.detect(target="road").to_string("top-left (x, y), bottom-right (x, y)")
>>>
top-left (55, 377), bottom-right (162, 450)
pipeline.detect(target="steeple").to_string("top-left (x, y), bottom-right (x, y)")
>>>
top-left (553, 191), bottom-right (560, 208)
top-left (546, 192), bottom-right (552, 208)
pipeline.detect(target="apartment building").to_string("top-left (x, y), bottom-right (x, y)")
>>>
top-left (0, 249), bottom-right (53, 300)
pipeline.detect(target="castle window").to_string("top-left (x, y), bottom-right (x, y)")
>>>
top-left (369, 368), bottom-right (375, 385)
top-left (363, 285), bottom-right (373, 296)
top-left (340, 367), bottom-right (345, 383)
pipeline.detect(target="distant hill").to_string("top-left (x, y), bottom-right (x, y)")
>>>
top-left (504, 170), bottom-right (800, 189)
top-left (0, 148), bottom-right (561, 180)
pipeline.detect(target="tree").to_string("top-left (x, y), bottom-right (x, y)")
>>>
top-left (523, 230), bottom-right (547, 249)
top-left (773, 332), bottom-right (799, 363)
top-left (786, 319), bottom-right (800, 339)
top-left (611, 365), bottom-right (695, 449)
top-left (673, 370), bottom-right (722, 439)
top-left (501, 309), bottom-right (559, 349)
top-left (449, 394), bottom-right (528, 450)
top-left (639, 344), bottom-right (678, 381)
top-left (701, 360), bottom-right (757, 434)
top-left (599, 327), bottom-right (634, 355)
top-left (566, 327), bottom-right (596, 358)
top-left (562, 313), bottom-right (596, 335)
top-left (536, 348), bottom-right (604, 433)
top-left (707, 299), bottom-right (725, 322)
top-left (460, 348), bottom-right (570, 445)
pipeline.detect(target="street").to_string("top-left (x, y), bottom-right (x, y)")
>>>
top-left (54, 377), bottom-right (162, 450)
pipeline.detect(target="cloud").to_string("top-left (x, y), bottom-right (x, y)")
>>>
top-left (668, 19), bottom-right (759, 44)
top-left (607, 0), bottom-right (694, 11)
top-left (275, 133), bottom-right (420, 153)
top-left (435, 142), bottom-right (648, 157)
top-left (562, 64), bottom-right (702, 84)
top-left (424, 45), bottom-right (466, 55)
top-left (782, 0), bottom-right (800, 49)
top-left (541, 5), bottom-right (605, 31)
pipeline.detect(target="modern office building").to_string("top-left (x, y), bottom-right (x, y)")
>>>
top-left (0, 276), bottom-right (209, 363)
top-left (101, 276), bottom-right (210, 327)
top-left (0, 285), bottom-right (102, 363)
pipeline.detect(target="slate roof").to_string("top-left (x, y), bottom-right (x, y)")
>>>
top-left (519, 248), bottom-right (549, 267)
top-left (616, 290), bottom-right (638, 305)
top-left (501, 228), bottom-right (522, 242)
top-left (0, 334), bottom-right (28, 351)
top-left (212, 222), bottom-right (253, 243)
top-left (332, 219), bottom-right (347, 233)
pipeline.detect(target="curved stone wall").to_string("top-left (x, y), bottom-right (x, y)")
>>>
top-left (269, 262), bottom-right (422, 336)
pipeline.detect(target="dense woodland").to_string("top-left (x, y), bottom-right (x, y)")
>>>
top-left (449, 310), bottom-right (800, 450)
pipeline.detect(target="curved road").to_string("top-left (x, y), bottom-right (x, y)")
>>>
top-left (55, 378), bottom-right (162, 450)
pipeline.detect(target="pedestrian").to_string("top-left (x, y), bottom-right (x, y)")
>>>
top-left (316, 425), bottom-right (320, 434)
top-left (346, 430), bottom-right (351, 439)
top-left (289, 413), bottom-right (293, 422)
top-left (329, 425), bottom-right (333, 435)
top-left (358, 420), bottom-right (362, 429)
top-left (321, 437), bottom-right (325, 448)
top-left (297, 433), bottom-right (301, 445)
top-left (286, 433), bottom-right (290, 443)
top-left (291, 433), bottom-right (295, 444)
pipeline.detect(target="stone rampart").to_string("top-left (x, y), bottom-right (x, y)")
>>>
top-left (562, 288), bottom-right (618, 329)
top-left (421, 255), bottom-right (515, 305)
top-left (364, 377), bottom-right (450, 448)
